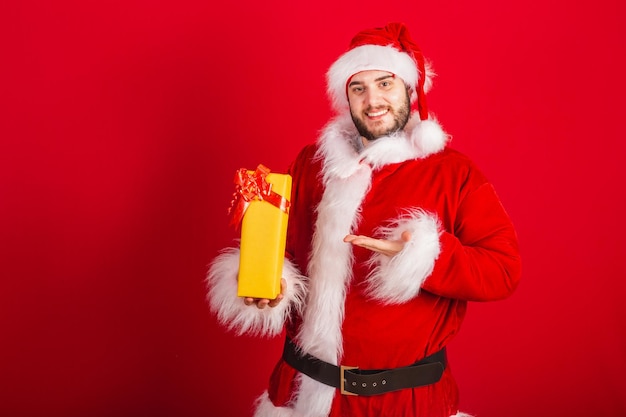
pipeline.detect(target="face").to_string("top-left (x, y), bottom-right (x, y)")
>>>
top-left (347, 70), bottom-right (411, 142)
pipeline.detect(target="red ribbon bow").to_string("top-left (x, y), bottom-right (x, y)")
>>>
top-left (228, 164), bottom-right (290, 229)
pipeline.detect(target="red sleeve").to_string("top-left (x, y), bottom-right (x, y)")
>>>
top-left (285, 143), bottom-right (322, 268)
top-left (421, 182), bottom-right (522, 301)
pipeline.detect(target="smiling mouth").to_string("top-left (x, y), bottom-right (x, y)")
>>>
top-left (366, 109), bottom-right (389, 118)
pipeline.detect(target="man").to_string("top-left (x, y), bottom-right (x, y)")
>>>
top-left (207, 22), bottom-right (521, 417)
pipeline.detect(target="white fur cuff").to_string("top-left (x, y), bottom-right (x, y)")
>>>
top-left (206, 247), bottom-right (306, 337)
top-left (366, 209), bottom-right (441, 304)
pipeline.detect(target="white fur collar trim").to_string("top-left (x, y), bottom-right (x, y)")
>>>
top-left (316, 112), bottom-right (449, 181)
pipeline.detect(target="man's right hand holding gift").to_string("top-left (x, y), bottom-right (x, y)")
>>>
top-left (243, 278), bottom-right (287, 309)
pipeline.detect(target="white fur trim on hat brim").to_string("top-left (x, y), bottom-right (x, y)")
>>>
top-left (327, 44), bottom-right (419, 112)
top-left (365, 209), bottom-right (441, 304)
top-left (206, 247), bottom-right (306, 337)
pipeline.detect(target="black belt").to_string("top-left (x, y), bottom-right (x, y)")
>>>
top-left (282, 337), bottom-right (446, 396)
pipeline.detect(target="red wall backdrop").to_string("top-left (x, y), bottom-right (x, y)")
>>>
top-left (2, 1), bottom-right (625, 416)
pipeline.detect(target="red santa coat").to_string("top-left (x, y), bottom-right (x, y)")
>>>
top-left (207, 114), bottom-right (521, 417)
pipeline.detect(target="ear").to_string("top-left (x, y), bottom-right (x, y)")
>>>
top-left (404, 83), bottom-right (417, 103)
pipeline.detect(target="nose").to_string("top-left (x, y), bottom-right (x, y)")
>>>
top-left (363, 88), bottom-right (384, 108)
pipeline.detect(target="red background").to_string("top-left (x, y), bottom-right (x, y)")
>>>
top-left (2, 1), bottom-right (625, 416)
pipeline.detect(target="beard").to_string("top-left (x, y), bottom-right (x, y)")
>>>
top-left (350, 89), bottom-right (411, 142)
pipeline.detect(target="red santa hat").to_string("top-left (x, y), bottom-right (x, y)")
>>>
top-left (327, 22), bottom-right (434, 121)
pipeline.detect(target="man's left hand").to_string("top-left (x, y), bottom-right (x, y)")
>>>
top-left (343, 231), bottom-right (412, 257)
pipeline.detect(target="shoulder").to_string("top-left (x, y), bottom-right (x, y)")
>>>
top-left (295, 143), bottom-right (320, 162)
top-left (401, 147), bottom-right (491, 198)
top-left (289, 143), bottom-right (320, 167)
top-left (288, 143), bottom-right (322, 179)
top-left (431, 146), bottom-right (476, 165)
top-left (405, 146), bottom-right (482, 173)
top-left (431, 147), bottom-right (487, 179)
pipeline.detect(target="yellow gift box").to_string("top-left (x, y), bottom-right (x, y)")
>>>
top-left (230, 165), bottom-right (291, 299)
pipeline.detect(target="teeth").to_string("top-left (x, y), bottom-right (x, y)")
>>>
top-left (367, 109), bottom-right (388, 117)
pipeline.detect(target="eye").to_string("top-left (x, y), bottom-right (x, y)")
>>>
top-left (350, 86), bottom-right (365, 95)
top-left (380, 80), bottom-right (392, 88)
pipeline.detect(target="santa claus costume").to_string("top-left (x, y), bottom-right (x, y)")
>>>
top-left (207, 22), bottom-right (521, 417)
